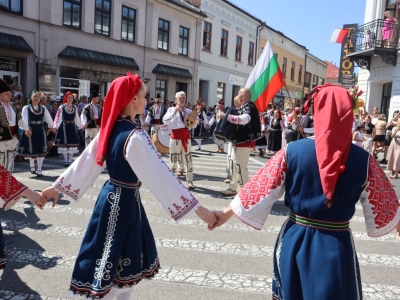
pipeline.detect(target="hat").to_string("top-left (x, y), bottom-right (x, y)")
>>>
top-left (218, 99), bottom-right (224, 105)
top-left (0, 79), bottom-right (11, 94)
top-left (155, 93), bottom-right (161, 99)
top-left (91, 90), bottom-right (99, 99)
top-left (55, 95), bottom-right (62, 101)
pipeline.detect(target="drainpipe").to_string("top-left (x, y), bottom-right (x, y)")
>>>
top-left (192, 19), bottom-right (199, 105)
top-left (303, 50), bottom-right (308, 98)
top-left (143, 0), bottom-right (148, 81)
top-left (255, 21), bottom-right (265, 60)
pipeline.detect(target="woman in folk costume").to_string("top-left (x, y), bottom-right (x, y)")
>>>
top-left (192, 99), bottom-right (210, 151)
top-left (210, 99), bottom-right (227, 153)
top-left (0, 165), bottom-right (46, 276)
top-left (18, 91), bottom-right (56, 176)
top-left (267, 109), bottom-right (285, 155)
top-left (211, 84), bottom-right (400, 300)
top-left (41, 73), bottom-right (216, 300)
top-left (54, 92), bottom-right (83, 167)
top-left (286, 107), bottom-right (303, 143)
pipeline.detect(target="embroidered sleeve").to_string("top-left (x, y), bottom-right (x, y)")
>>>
top-left (230, 148), bottom-right (287, 230)
top-left (0, 165), bottom-right (28, 210)
top-left (280, 119), bottom-right (286, 129)
top-left (162, 108), bottom-right (176, 125)
top-left (43, 106), bottom-right (55, 128)
top-left (125, 128), bottom-right (201, 222)
top-left (20, 106), bottom-right (29, 130)
top-left (202, 111), bottom-right (210, 126)
top-left (52, 135), bottom-right (106, 201)
top-left (227, 113), bottom-right (251, 125)
top-left (74, 110), bottom-right (83, 129)
top-left (80, 112), bottom-right (88, 126)
top-left (54, 106), bottom-right (63, 129)
top-left (360, 156), bottom-right (400, 237)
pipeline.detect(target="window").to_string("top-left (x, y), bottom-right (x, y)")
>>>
top-left (158, 19), bottom-right (170, 51)
top-left (95, 0), bottom-right (111, 36)
top-left (63, 0), bottom-right (81, 29)
top-left (298, 65), bottom-right (303, 84)
top-left (217, 82), bottom-right (225, 101)
top-left (282, 57), bottom-right (287, 78)
top-left (203, 22), bottom-right (212, 52)
top-left (0, 0), bottom-right (22, 14)
top-left (121, 6), bottom-right (136, 42)
top-left (312, 75), bottom-right (318, 88)
top-left (179, 26), bottom-right (189, 56)
top-left (220, 29), bottom-right (228, 57)
top-left (304, 72), bottom-right (311, 86)
top-left (290, 61), bottom-right (295, 81)
top-left (156, 79), bottom-right (167, 100)
top-left (235, 36), bottom-right (242, 62)
top-left (248, 41), bottom-right (254, 65)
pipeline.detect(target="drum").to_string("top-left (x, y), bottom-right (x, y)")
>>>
top-left (152, 126), bottom-right (170, 154)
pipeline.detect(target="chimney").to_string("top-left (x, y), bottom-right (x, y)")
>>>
top-left (184, 0), bottom-right (201, 9)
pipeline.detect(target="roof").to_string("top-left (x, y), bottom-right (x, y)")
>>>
top-left (307, 52), bottom-right (328, 66)
top-left (324, 60), bottom-right (340, 79)
top-left (58, 46), bottom-right (139, 69)
top-left (164, 0), bottom-right (207, 17)
top-left (152, 64), bottom-right (192, 79)
top-left (0, 32), bottom-right (33, 52)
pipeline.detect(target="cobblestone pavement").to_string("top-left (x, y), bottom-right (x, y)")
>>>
top-left (1, 141), bottom-right (400, 299)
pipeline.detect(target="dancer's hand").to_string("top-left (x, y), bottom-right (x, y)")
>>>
top-left (22, 188), bottom-right (47, 210)
top-left (25, 130), bottom-right (32, 137)
top-left (41, 187), bottom-right (59, 207)
top-left (195, 206), bottom-right (217, 228)
top-left (210, 207), bottom-right (234, 230)
top-left (396, 222), bottom-right (400, 242)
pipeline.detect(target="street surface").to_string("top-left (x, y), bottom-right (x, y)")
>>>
top-left (1, 139), bottom-right (400, 299)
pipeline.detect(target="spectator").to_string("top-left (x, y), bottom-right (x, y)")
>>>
top-left (13, 84), bottom-right (24, 98)
top-left (352, 113), bottom-right (360, 132)
top-left (371, 107), bottom-right (379, 124)
top-left (352, 124), bottom-right (365, 147)
top-left (383, 110), bottom-right (400, 164)
top-left (163, 100), bottom-right (169, 108)
top-left (372, 114), bottom-right (387, 160)
top-left (50, 100), bottom-right (58, 120)
top-left (387, 120), bottom-right (400, 179)
top-left (362, 115), bottom-right (376, 154)
top-left (382, 11), bottom-right (398, 48)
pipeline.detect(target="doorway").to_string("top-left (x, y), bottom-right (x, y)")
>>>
top-left (90, 83), bottom-right (106, 97)
top-left (381, 82), bottom-right (392, 117)
top-left (176, 82), bottom-right (188, 102)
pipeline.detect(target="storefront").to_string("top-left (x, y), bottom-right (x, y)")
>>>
top-left (0, 57), bottom-right (21, 86)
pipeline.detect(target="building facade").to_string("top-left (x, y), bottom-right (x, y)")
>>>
top-left (324, 60), bottom-right (340, 85)
top-left (0, 0), bottom-right (205, 103)
top-left (198, 0), bottom-right (260, 107)
top-left (304, 53), bottom-right (327, 95)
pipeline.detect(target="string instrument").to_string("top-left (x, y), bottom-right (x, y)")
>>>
top-left (184, 107), bottom-right (199, 129)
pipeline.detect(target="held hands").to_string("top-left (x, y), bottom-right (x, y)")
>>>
top-left (25, 130), bottom-right (32, 137)
top-left (195, 206), bottom-right (217, 229)
top-left (22, 188), bottom-right (47, 210)
top-left (41, 186), bottom-right (60, 207)
top-left (210, 207), bottom-right (234, 230)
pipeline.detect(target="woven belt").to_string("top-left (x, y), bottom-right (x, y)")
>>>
top-left (64, 120), bottom-right (75, 124)
top-left (30, 121), bottom-right (43, 125)
top-left (289, 212), bottom-right (349, 231)
top-left (270, 129), bottom-right (280, 131)
top-left (109, 178), bottom-right (141, 189)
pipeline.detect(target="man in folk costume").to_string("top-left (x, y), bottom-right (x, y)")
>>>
top-left (145, 93), bottom-right (167, 136)
top-left (0, 79), bottom-right (21, 172)
top-left (211, 84), bottom-right (400, 299)
top-left (81, 90), bottom-right (102, 147)
top-left (192, 99), bottom-right (210, 151)
top-left (163, 91), bottom-right (197, 189)
top-left (210, 99), bottom-right (228, 153)
top-left (219, 88), bottom-right (261, 196)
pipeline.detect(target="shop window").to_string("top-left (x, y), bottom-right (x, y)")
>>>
top-left (220, 29), bottom-right (228, 57)
top-left (121, 5), bottom-right (136, 42)
top-left (298, 65), bottom-right (303, 84)
top-left (59, 77), bottom-right (89, 99)
top-left (203, 22), bottom-right (212, 52)
top-left (179, 26), bottom-right (189, 56)
top-left (312, 74), bottom-right (318, 88)
top-left (156, 79), bottom-right (167, 100)
top-left (158, 19), bottom-right (170, 51)
top-left (0, 0), bottom-right (22, 14)
top-left (282, 57), bottom-right (287, 78)
top-left (63, 0), bottom-right (81, 29)
top-left (95, 0), bottom-right (111, 36)
top-left (248, 41), bottom-right (254, 66)
top-left (217, 82), bottom-right (225, 101)
top-left (235, 36), bottom-right (242, 62)
top-left (290, 61), bottom-right (295, 81)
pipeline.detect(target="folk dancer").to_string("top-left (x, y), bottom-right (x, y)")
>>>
top-left (146, 93), bottom-right (167, 137)
top-left (0, 165), bottom-right (47, 277)
top-left (0, 79), bottom-right (20, 172)
top-left (255, 112), bottom-right (268, 157)
top-left (210, 99), bottom-right (228, 153)
top-left (18, 91), bottom-right (56, 176)
top-left (211, 84), bottom-right (400, 299)
top-left (41, 74), bottom-right (216, 299)
top-left (54, 92), bottom-right (83, 167)
top-left (192, 99), bottom-right (210, 151)
top-left (163, 91), bottom-right (197, 189)
top-left (287, 107), bottom-right (303, 143)
top-left (220, 89), bottom-right (261, 197)
top-left (267, 109), bottom-right (286, 156)
top-left (81, 90), bottom-right (102, 147)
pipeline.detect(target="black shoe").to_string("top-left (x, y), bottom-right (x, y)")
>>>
top-left (380, 158), bottom-right (387, 164)
top-left (36, 170), bottom-right (43, 177)
top-left (63, 162), bottom-right (68, 167)
top-left (30, 167), bottom-right (36, 174)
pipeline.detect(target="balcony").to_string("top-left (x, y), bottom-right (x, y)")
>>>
top-left (346, 19), bottom-right (400, 70)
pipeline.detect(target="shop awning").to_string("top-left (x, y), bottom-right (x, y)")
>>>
top-left (58, 46), bottom-right (139, 70)
top-left (152, 64), bottom-right (192, 79)
top-left (0, 32), bottom-right (33, 52)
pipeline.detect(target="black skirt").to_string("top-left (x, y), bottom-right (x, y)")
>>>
top-left (268, 130), bottom-right (282, 151)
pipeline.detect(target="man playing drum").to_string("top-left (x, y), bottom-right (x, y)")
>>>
top-left (146, 93), bottom-right (167, 136)
top-left (163, 91), bottom-right (197, 189)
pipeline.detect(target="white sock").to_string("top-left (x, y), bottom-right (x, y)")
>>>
top-left (36, 157), bottom-right (44, 171)
top-left (63, 153), bottom-right (68, 162)
top-left (67, 152), bottom-right (73, 163)
top-left (29, 158), bottom-right (35, 168)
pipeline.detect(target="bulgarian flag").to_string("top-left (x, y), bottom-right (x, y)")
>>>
top-left (330, 28), bottom-right (349, 43)
top-left (245, 40), bottom-right (285, 112)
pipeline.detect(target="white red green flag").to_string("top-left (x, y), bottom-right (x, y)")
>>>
top-left (245, 40), bottom-right (285, 112)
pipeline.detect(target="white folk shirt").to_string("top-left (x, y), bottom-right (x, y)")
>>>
top-left (51, 133), bottom-right (201, 222)
top-left (162, 107), bottom-right (198, 130)
top-left (54, 105), bottom-right (83, 129)
top-left (81, 103), bottom-right (100, 126)
top-left (145, 104), bottom-right (163, 124)
top-left (0, 101), bottom-right (16, 126)
top-left (20, 105), bottom-right (55, 130)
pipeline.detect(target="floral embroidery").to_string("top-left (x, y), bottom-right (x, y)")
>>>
top-left (54, 176), bottom-right (80, 201)
top-left (238, 148), bottom-right (287, 210)
top-left (0, 165), bottom-right (28, 209)
top-left (365, 157), bottom-right (399, 229)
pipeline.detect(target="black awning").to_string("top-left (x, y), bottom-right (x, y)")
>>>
top-left (0, 32), bottom-right (33, 52)
top-left (152, 64), bottom-right (192, 79)
top-left (58, 46), bottom-right (139, 69)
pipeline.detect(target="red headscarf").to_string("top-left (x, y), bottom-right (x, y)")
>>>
top-left (96, 72), bottom-right (142, 166)
top-left (311, 83), bottom-right (353, 201)
top-left (63, 91), bottom-right (73, 104)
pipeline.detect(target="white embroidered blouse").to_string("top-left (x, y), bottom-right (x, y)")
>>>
top-left (51, 129), bottom-right (201, 222)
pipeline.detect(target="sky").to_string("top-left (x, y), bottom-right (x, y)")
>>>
top-left (229, 0), bottom-right (367, 66)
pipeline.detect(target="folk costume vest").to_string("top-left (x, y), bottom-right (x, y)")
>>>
top-left (0, 102), bottom-right (20, 141)
top-left (82, 103), bottom-right (102, 128)
top-left (233, 101), bottom-right (261, 145)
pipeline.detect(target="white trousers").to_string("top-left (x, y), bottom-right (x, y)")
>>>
top-left (150, 124), bottom-right (161, 137)
top-left (0, 136), bottom-right (18, 172)
top-left (85, 127), bottom-right (99, 148)
top-left (169, 138), bottom-right (193, 182)
top-left (226, 142), bottom-right (233, 179)
top-left (228, 145), bottom-right (252, 191)
top-left (213, 135), bottom-right (225, 150)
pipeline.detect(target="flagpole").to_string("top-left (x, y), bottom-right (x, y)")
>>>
top-left (284, 83), bottom-right (304, 137)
